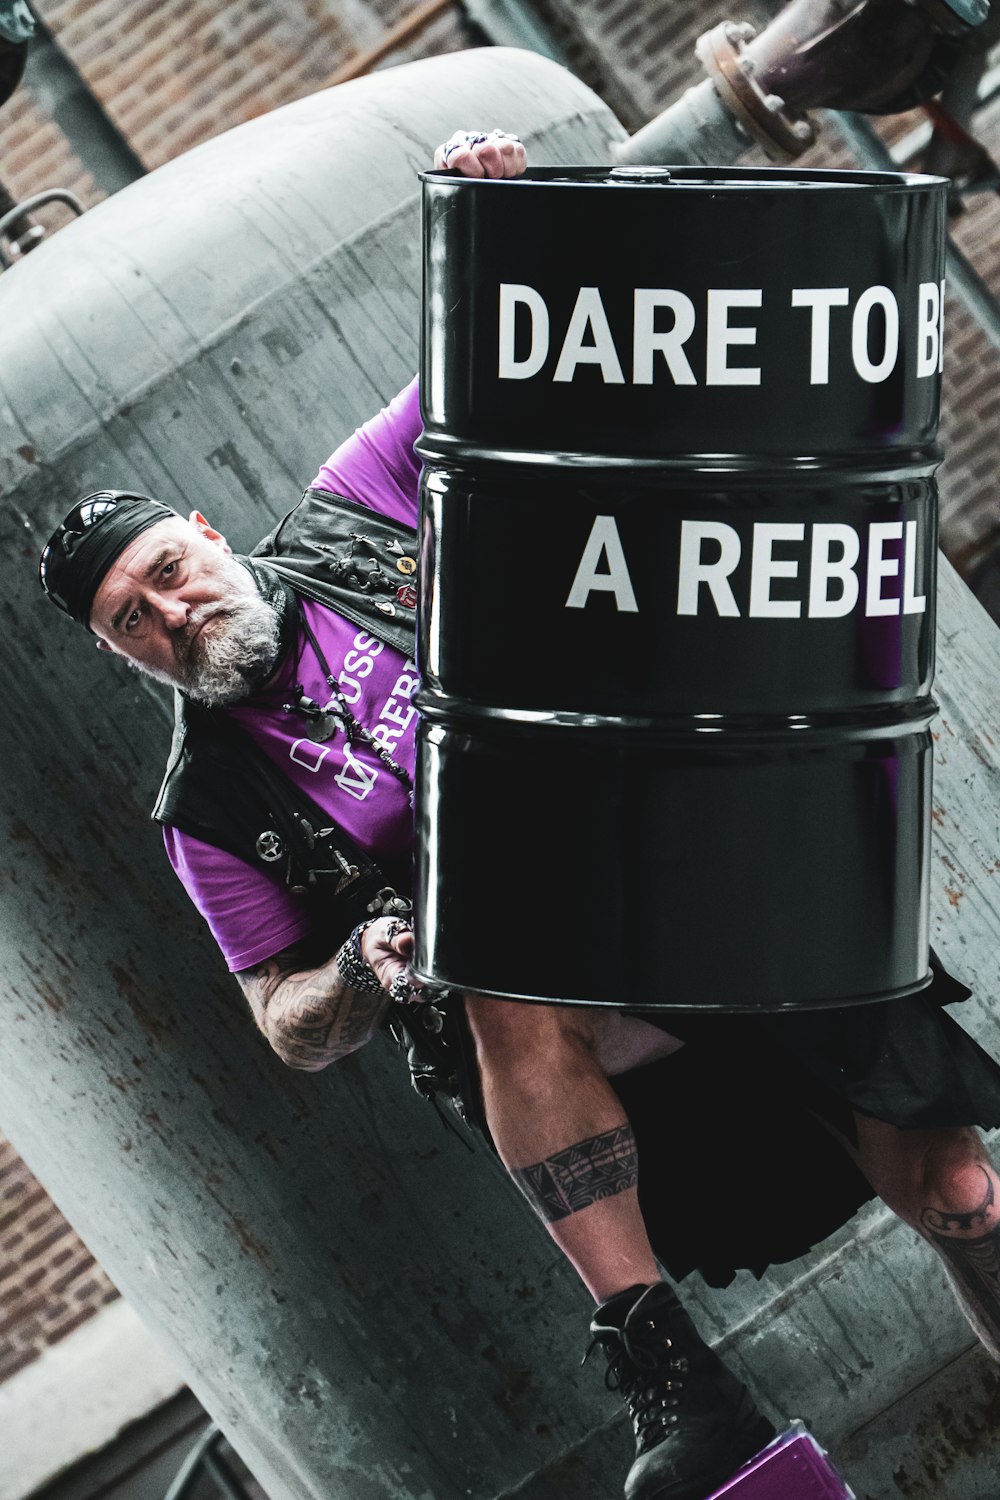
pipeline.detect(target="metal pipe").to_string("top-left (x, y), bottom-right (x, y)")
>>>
top-left (610, 76), bottom-right (750, 167)
top-left (0, 184), bottom-right (83, 260)
top-left (21, 12), bottom-right (145, 193)
top-left (832, 109), bottom-right (1000, 357)
top-left (460, 0), bottom-right (568, 61)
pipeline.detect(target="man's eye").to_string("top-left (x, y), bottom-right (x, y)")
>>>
top-left (125, 608), bottom-right (141, 631)
top-left (162, 561), bottom-right (176, 578)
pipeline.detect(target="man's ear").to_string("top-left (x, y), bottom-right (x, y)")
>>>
top-left (188, 510), bottom-right (233, 554)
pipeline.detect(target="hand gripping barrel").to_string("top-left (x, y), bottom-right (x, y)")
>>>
top-left (413, 165), bottom-right (948, 1011)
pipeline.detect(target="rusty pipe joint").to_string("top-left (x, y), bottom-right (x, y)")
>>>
top-left (613, 0), bottom-right (991, 170)
top-left (695, 20), bottom-right (817, 162)
top-left (740, 0), bottom-right (990, 119)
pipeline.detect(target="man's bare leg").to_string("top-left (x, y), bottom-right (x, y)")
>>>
top-left (463, 996), bottom-right (681, 1300)
top-left (853, 1115), bottom-right (1000, 1360)
top-left (464, 995), bottom-right (776, 1500)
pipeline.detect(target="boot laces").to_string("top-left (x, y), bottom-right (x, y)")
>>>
top-left (584, 1320), bottom-right (690, 1444)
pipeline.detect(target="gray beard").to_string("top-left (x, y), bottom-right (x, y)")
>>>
top-left (134, 595), bottom-right (283, 705)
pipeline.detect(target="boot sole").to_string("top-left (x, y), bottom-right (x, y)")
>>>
top-left (630, 1409), bottom-right (778, 1500)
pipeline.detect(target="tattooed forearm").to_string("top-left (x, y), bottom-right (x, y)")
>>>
top-left (237, 940), bottom-right (389, 1070)
top-left (511, 1125), bottom-right (639, 1223)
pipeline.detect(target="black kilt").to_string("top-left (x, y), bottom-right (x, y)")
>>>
top-left (613, 956), bottom-right (1000, 1287)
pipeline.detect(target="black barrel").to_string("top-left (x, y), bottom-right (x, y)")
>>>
top-left (413, 166), bottom-right (948, 1011)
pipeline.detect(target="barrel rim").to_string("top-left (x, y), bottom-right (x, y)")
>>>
top-left (405, 966), bottom-right (938, 1011)
top-left (415, 695), bottom-right (939, 746)
top-left (414, 434), bottom-right (944, 480)
top-left (419, 165), bottom-right (950, 193)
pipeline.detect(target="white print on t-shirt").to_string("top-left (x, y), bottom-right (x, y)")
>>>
top-left (335, 741), bottom-right (378, 801)
top-left (338, 630), bottom-right (385, 705)
top-left (371, 661), bottom-right (420, 753)
top-left (289, 738), bottom-right (332, 773)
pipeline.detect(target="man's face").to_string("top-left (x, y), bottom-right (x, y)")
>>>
top-left (89, 513), bottom-right (281, 704)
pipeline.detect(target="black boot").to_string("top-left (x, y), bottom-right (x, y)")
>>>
top-left (587, 1282), bottom-right (776, 1500)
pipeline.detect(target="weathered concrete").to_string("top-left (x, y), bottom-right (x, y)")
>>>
top-left (0, 48), bottom-right (632, 1500)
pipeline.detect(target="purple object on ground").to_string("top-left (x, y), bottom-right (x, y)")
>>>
top-left (707, 1423), bottom-right (856, 1500)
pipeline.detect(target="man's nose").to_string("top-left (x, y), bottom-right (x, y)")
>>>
top-left (156, 594), bottom-right (190, 631)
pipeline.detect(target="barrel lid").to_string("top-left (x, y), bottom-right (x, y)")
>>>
top-left (421, 165), bottom-right (949, 192)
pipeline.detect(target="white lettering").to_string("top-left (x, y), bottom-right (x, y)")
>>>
top-left (705, 289), bottom-right (762, 386)
top-left (289, 738), bottom-right (331, 773)
top-left (807, 524), bottom-right (861, 618)
top-left (380, 698), bottom-right (415, 732)
top-left (851, 286), bottom-right (899, 383)
top-left (791, 288), bottom-right (849, 384)
top-left (677, 521), bottom-right (741, 617)
top-left (335, 742), bottom-right (378, 801)
top-left (748, 523), bottom-right (804, 618)
top-left (866, 521), bottom-right (903, 615)
top-left (903, 519), bottom-right (926, 615)
top-left (498, 283), bottom-right (549, 380)
top-left (632, 289), bottom-right (697, 385)
top-left (553, 287), bottom-right (625, 384)
top-left (566, 516), bottom-right (638, 612)
top-left (343, 648), bottom-right (375, 678)
top-left (939, 277), bottom-right (946, 374)
top-left (916, 282), bottom-right (940, 378)
top-left (337, 673), bottom-right (361, 705)
top-left (392, 671), bottom-right (420, 699)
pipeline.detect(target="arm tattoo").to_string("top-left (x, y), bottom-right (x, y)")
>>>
top-left (237, 938), bottom-right (389, 1070)
top-left (511, 1125), bottom-right (639, 1224)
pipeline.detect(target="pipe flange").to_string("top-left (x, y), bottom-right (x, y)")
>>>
top-left (695, 21), bottom-right (816, 163)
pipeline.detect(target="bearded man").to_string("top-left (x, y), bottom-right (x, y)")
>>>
top-left (38, 130), bottom-right (1000, 1500)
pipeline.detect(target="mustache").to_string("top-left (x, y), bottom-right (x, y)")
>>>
top-left (172, 604), bottom-right (233, 664)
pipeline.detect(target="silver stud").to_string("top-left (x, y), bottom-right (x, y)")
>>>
top-left (256, 830), bottom-right (284, 863)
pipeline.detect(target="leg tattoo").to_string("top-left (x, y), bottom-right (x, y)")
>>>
top-left (921, 1166), bottom-right (996, 1235)
top-left (511, 1125), bottom-right (639, 1224)
top-left (921, 1166), bottom-right (1000, 1358)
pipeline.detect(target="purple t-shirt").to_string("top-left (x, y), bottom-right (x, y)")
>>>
top-left (163, 379), bottom-right (422, 970)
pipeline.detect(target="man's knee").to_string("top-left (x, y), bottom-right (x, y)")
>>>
top-left (919, 1130), bottom-right (999, 1225)
top-left (464, 995), bottom-right (597, 1088)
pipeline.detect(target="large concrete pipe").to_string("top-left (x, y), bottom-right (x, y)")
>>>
top-left (1, 41), bottom-right (999, 1500)
top-left (0, 50), bottom-right (637, 1500)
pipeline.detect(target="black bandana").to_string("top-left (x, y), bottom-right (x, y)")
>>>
top-left (39, 491), bottom-right (177, 629)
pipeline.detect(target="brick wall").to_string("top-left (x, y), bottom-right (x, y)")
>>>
top-left (32, 0), bottom-right (479, 173)
top-left (0, 1134), bottom-right (118, 1384)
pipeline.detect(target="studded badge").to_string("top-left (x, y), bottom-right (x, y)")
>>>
top-left (397, 583), bottom-right (417, 609)
top-left (375, 599), bottom-right (397, 616)
top-left (256, 830), bottom-right (284, 863)
top-left (396, 557), bottom-right (417, 575)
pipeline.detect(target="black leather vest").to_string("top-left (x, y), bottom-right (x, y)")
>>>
top-left (152, 487), bottom-right (420, 942)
